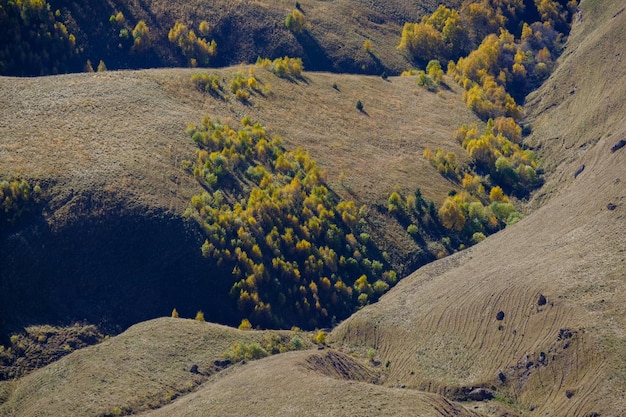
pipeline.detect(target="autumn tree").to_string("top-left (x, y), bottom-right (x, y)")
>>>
top-left (285, 9), bottom-right (307, 33)
top-left (168, 21), bottom-right (217, 67)
top-left (131, 20), bottom-right (151, 53)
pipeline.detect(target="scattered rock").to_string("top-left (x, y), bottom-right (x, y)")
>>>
top-left (214, 359), bottom-right (231, 368)
top-left (529, 404), bottom-right (536, 411)
top-left (558, 328), bottom-right (574, 340)
top-left (538, 352), bottom-right (547, 364)
top-left (574, 164), bottom-right (585, 178)
top-left (498, 370), bottom-right (506, 383)
top-left (468, 388), bottom-right (494, 401)
top-left (607, 202), bottom-right (617, 210)
top-left (538, 294), bottom-right (547, 306)
top-left (496, 310), bottom-right (505, 321)
top-left (189, 364), bottom-right (199, 374)
top-left (611, 139), bottom-right (626, 153)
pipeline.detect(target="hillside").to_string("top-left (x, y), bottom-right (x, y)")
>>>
top-left (331, 0), bottom-right (626, 415)
top-left (1, 0), bottom-right (455, 76)
top-left (0, 67), bottom-right (479, 332)
top-left (1, 0), bottom-right (625, 416)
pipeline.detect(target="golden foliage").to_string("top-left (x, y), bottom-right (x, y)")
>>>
top-left (186, 117), bottom-right (394, 329)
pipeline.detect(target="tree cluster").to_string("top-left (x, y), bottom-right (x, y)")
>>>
top-left (0, 0), bottom-right (78, 75)
top-left (456, 117), bottom-right (542, 196)
top-left (285, 9), bottom-right (308, 33)
top-left (399, 0), bottom-right (578, 121)
top-left (168, 21), bottom-right (217, 67)
top-left (185, 117), bottom-right (396, 329)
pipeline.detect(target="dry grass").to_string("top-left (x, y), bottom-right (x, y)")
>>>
top-left (0, 318), bottom-right (313, 416)
top-left (1, 0), bottom-right (626, 416)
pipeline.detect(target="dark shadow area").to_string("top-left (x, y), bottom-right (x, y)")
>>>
top-left (296, 31), bottom-right (335, 73)
top-left (0, 206), bottom-right (238, 336)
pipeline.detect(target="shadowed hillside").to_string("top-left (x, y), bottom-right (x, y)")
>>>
top-left (0, 0), bottom-right (456, 76)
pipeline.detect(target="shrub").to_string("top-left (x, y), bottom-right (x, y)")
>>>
top-left (1, 178), bottom-right (36, 227)
top-left (290, 335), bottom-right (304, 350)
top-left (191, 72), bottom-right (222, 95)
top-left (235, 88), bottom-right (250, 102)
top-left (225, 341), bottom-right (268, 361)
top-left (194, 311), bottom-right (205, 321)
top-left (356, 100), bottom-right (364, 112)
top-left (238, 319), bottom-right (253, 330)
top-left (367, 348), bottom-right (377, 361)
top-left (285, 9), bottom-right (307, 33)
top-left (256, 56), bottom-right (303, 79)
top-left (471, 232), bottom-right (486, 244)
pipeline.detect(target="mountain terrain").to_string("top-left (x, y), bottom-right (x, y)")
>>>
top-left (1, 0), bottom-right (625, 416)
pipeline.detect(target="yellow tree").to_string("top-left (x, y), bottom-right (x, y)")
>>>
top-left (438, 196), bottom-right (466, 232)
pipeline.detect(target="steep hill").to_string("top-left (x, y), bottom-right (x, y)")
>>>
top-left (1, 0), bottom-right (625, 416)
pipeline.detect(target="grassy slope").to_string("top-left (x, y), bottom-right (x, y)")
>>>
top-left (1, 0), bottom-right (625, 416)
top-left (0, 318), bottom-right (314, 416)
top-left (331, 1), bottom-right (626, 415)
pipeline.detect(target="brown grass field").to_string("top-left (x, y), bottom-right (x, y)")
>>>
top-left (1, 0), bottom-right (625, 416)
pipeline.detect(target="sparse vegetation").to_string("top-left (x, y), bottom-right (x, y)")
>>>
top-left (0, 324), bottom-right (103, 380)
top-left (191, 72), bottom-right (223, 96)
top-left (256, 56), bottom-right (303, 80)
top-left (224, 331), bottom-right (306, 362)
